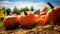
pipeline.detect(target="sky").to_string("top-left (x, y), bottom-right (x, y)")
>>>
top-left (0, 0), bottom-right (60, 10)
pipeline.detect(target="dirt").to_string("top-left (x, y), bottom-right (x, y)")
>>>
top-left (0, 25), bottom-right (60, 34)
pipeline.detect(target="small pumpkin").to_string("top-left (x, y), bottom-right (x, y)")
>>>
top-left (39, 7), bottom-right (47, 16)
top-left (4, 14), bottom-right (19, 29)
top-left (39, 11), bottom-right (47, 16)
top-left (35, 15), bottom-right (40, 22)
top-left (41, 7), bottom-right (47, 11)
top-left (36, 7), bottom-right (47, 25)
top-left (19, 11), bottom-right (36, 27)
top-left (36, 15), bottom-right (47, 26)
top-left (39, 15), bottom-right (47, 25)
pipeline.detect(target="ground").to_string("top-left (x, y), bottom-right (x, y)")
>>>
top-left (0, 23), bottom-right (60, 34)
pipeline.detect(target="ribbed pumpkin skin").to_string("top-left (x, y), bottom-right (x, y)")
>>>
top-left (19, 14), bottom-right (36, 27)
top-left (4, 16), bottom-right (19, 29)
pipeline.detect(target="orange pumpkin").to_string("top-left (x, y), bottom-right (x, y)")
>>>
top-left (39, 11), bottom-right (47, 16)
top-left (44, 2), bottom-right (60, 24)
top-left (19, 11), bottom-right (36, 27)
top-left (37, 2), bottom-right (54, 25)
top-left (46, 6), bottom-right (60, 24)
top-left (39, 15), bottom-right (47, 25)
top-left (39, 7), bottom-right (47, 16)
top-left (36, 7), bottom-right (47, 25)
top-left (4, 15), bottom-right (19, 29)
top-left (41, 7), bottom-right (47, 11)
top-left (35, 15), bottom-right (40, 22)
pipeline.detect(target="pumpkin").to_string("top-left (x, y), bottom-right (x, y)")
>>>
top-left (4, 15), bottom-right (19, 29)
top-left (46, 6), bottom-right (60, 24)
top-left (40, 15), bottom-right (47, 25)
top-left (36, 15), bottom-right (47, 26)
top-left (39, 7), bottom-right (47, 16)
top-left (19, 11), bottom-right (36, 27)
top-left (45, 2), bottom-right (60, 24)
top-left (39, 11), bottom-right (47, 16)
top-left (41, 7), bottom-right (47, 11)
top-left (36, 7), bottom-right (47, 25)
top-left (35, 15), bottom-right (40, 22)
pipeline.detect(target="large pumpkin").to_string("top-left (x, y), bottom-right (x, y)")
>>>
top-left (19, 11), bottom-right (36, 27)
top-left (46, 6), bottom-right (60, 24)
top-left (4, 15), bottom-right (19, 29)
top-left (44, 2), bottom-right (60, 24)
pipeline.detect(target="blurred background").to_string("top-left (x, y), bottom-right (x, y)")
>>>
top-left (0, 0), bottom-right (60, 15)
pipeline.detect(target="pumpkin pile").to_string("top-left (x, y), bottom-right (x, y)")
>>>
top-left (4, 11), bottom-right (38, 29)
top-left (37, 2), bottom-right (60, 25)
top-left (3, 2), bottom-right (60, 30)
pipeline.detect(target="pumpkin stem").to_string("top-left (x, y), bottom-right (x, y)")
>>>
top-left (24, 11), bottom-right (28, 15)
top-left (47, 2), bottom-right (54, 9)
